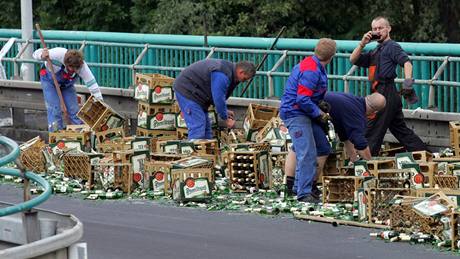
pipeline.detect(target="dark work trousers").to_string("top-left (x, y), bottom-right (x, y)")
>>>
top-left (366, 82), bottom-right (427, 156)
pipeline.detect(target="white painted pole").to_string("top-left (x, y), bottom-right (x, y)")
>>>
top-left (20, 0), bottom-right (34, 81)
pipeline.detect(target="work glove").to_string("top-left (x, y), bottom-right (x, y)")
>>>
top-left (400, 78), bottom-right (418, 104)
top-left (318, 100), bottom-right (331, 113)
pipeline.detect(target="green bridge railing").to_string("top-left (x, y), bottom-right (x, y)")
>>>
top-left (0, 29), bottom-right (459, 112)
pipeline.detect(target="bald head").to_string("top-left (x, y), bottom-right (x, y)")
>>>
top-left (365, 93), bottom-right (386, 115)
top-left (372, 16), bottom-right (390, 27)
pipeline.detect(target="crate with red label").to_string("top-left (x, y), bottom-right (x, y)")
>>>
top-left (77, 96), bottom-right (126, 132)
top-left (49, 128), bottom-right (91, 151)
top-left (171, 171), bottom-right (213, 203)
top-left (136, 127), bottom-right (177, 138)
top-left (145, 161), bottom-right (174, 195)
top-left (374, 168), bottom-right (426, 189)
top-left (134, 73), bottom-right (175, 104)
top-left (227, 150), bottom-right (272, 192)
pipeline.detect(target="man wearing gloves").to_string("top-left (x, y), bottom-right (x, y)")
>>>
top-left (33, 47), bottom-right (103, 132)
top-left (279, 38), bottom-right (336, 203)
top-left (350, 16), bottom-right (426, 155)
top-left (173, 59), bottom-right (256, 139)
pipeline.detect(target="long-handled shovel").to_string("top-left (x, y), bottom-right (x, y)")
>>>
top-left (35, 23), bottom-right (70, 126)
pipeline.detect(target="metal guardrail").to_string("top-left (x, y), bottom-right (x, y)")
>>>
top-left (0, 136), bottom-right (51, 217)
top-left (0, 31), bottom-right (460, 112)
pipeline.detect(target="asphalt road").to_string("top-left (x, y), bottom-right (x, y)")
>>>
top-left (0, 184), bottom-right (458, 259)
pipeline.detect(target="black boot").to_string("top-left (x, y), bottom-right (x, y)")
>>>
top-left (311, 181), bottom-right (322, 199)
top-left (286, 176), bottom-right (296, 196)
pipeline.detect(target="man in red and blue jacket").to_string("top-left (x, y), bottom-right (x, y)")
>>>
top-left (280, 38), bottom-right (336, 203)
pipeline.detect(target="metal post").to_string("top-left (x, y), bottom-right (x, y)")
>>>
top-left (20, 0), bottom-right (34, 81)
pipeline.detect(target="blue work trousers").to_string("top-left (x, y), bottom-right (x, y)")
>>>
top-left (175, 91), bottom-right (212, 139)
top-left (41, 77), bottom-right (82, 132)
top-left (284, 115), bottom-right (317, 199)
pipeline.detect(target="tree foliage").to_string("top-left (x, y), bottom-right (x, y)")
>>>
top-left (0, 0), bottom-right (458, 42)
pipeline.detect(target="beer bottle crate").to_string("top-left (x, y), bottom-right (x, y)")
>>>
top-left (77, 96), bottom-right (126, 132)
top-left (243, 103), bottom-right (279, 130)
top-left (95, 127), bottom-right (127, 144)
top-left (96, 138), bottom-right (132, 153)
top-left (138, 112), bottom-right (176, 130)
top-left (374, 169), bottom-right (427, 189)
top-left (145, 160), bottom-right (174, 195)
top-left (451, 212), bottom-right (460, 251)
top-left (136, 127), bottom-right (176, 138)
top-left (389, 195), bottom-right (446, 236)
top-left (255, 117), bottom-right (290, 143)
top-left (228, 150), bottom-right (272, 192)
top-left (137, 101), bottom-right (175, 115)
top-left (130, 136), bottom-right (151, 152)
top-left (150, 135), bottom-right (177, 152)
top-left (171, 168), bottom-right (213, 202)
top-left (131, 150), bottom-right (150, 190)
top-left (48, 129), bottom-right (91, 150)
top-left (366, 159), bottom-right (395, 176)
top-left (227, 142), bottom-right (271, 152)
top-left (364, 187), bottom-right (413, 223)
top-left (322, 176), bottom-right (364, 203)
top-left (150, 152), bottom-right (187, 162)
top-left (63, 153), bottom-right (103, 185)
top-left (19, 136), bottom-right (46, 173)
top-left (449, 121), bottom-right (460, 152)
top-left (134, 73), bottom-right (175, 104)
top-left (433, 175), bottom-right (459, 189)
top-left (219, 129), bottom-right (246, 145)
top-left (411, 150), bottom-right (433, 162)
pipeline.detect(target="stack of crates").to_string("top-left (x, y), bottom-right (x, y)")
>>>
top-left (134, 73), bottom-right (177, 138)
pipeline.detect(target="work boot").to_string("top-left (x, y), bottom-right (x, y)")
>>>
top-left (311, 182), bottom-right (322, 199)
top-left (297, 194), bottom-right (320, 204)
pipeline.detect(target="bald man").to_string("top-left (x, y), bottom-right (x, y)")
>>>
top-left (285, 92), bottom-right (386, 199)
top-left (350, 16), bottom-right (426, 155)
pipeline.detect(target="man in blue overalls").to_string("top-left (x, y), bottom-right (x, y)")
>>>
top-left (280, 38), bottom-right (337, 203)
top-left (33, 47), bottom-right (103, 132)
top-left (173, 59), bottom-right (255, 139)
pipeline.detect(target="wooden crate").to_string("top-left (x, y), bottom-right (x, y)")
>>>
top-left (389, 195), bottom-right (447, 237)
top-left (228, 150), bottom-right (272, 192)
top-left (77, 96), bottom-right (126, 132)
top-left (63, 153), bottom-right (91, 182)
top-left (412, 151), bottom-right (433, 162)
top-left (219, 129), bottom-right (246, 145)
top-left (19, 136), bottom-right (46, 173)
top-left (150, 135), bottom-right (177, 152)
top-left (375, 169), bottom-right (427, 189)
top-left (170, 168), bottom-right (213, 187)
top-left (136, 127), bottom-right (176, 138)
top-left (150, 152), bottom-right (187, 162)
top-left (449, 121), bottom-right (460, 151)
top-left (365, 188), bottom-right (412, 223)
top-left (243, 103), bottom-right (279, 130)
top-left (96, 140), bottom-right (131, 153)
top-left (145, 161), bottom-right (174, 195)
top-left (322, 176), bottom-right (364, 203)
top-left (433, 175), bottom-right (459, 189)
top-left (49, 129), bottom-right (91, 151)
top-left (255, 117), bottom-right (289, 142)
top-left (137, 101), bottom-right (175, 115)
top-left (367, 159), bottom-right (395, 176)
top-left (452, 212), bottom-right (459, 251)
top-left (134, 73), bottom-right (175, 104)
top-left (95, 127), bottom-right (126, 144)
